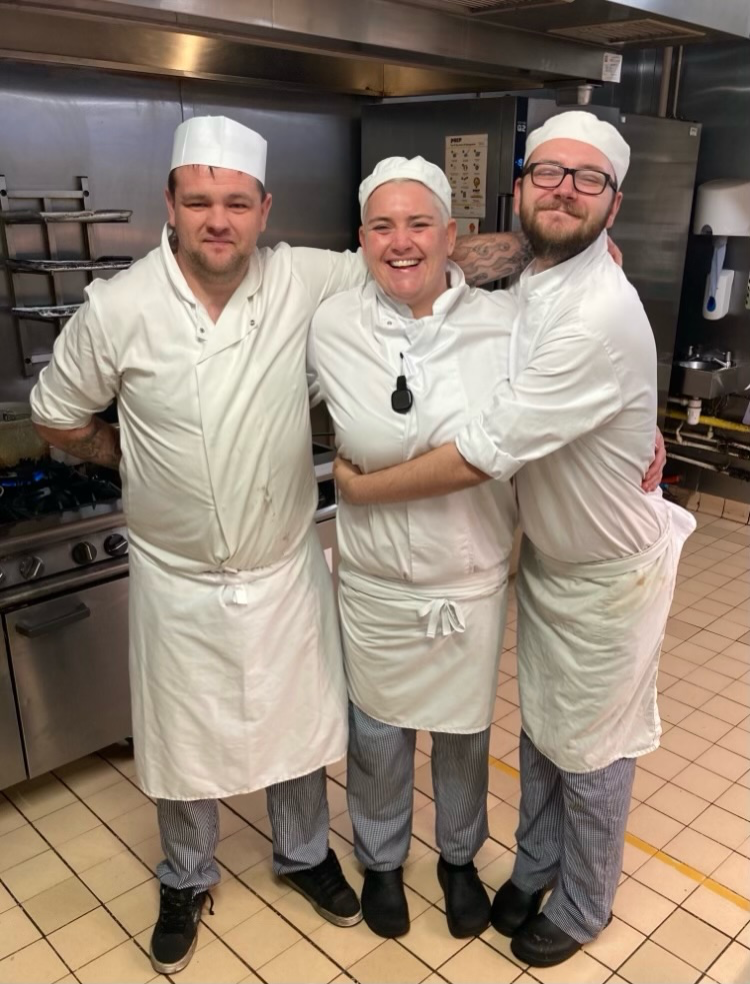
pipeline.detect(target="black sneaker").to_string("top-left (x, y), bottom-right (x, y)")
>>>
top-left (149, 884), bottom-right (214, 975)
top-left (282, 848), bottom-right (362, 926)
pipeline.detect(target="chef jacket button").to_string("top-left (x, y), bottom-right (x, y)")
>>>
top-left (250, 319), bottom-right (256, 326)
top-left (198, 327), bottom-right (205, 334)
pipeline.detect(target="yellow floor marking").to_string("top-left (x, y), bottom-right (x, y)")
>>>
top-left (487, 755), bottom-right (750, 911)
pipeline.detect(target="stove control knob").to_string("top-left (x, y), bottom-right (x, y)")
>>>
top-left (104, 533), bottom-right (129, 557)
top-left (72, 541), bottom-right (97, 565)
top-left (19, 555), bottom-right (44, 581)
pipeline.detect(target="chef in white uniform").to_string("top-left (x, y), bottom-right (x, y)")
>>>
top-left (333, 112), bottom-right (695, 969)
top-left (308, 157), bottom-right (517, 941)
top-left (30, 115), bottom-right (369, 975)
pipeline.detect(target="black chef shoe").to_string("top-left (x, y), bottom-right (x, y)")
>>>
top-left (437, 856), bottom-right (491, 938)
top-left (361, 867), bottom-right (410, 938)
top-left (490, 878), bottom-right (545, 937)
top-left (149, 884), bottom-right (214, 975)
top-left (282, 848), bottom-right (362, 927)
top-left (510, 913), bottom-right (584, 967)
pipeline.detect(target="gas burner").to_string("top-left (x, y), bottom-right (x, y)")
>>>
top-left (0, 460), bottom-right (121, 525)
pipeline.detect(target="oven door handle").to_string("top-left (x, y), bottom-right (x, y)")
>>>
top-left (15, 602), bottom-right (91, 638)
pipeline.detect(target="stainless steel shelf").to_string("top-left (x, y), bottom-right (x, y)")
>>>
top-left (1, 209), bottom-right (132, 225)
top-left (11, 304), bottom-right (80, 321)
top-left (2, 257), bottom-right (132, 273)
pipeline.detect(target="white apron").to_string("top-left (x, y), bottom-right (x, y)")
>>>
top-left (516, 500), bottom-right (696, 773)
top-left (129, 528), bottom-right (348, 800)
top-left (339, 561), bottom-right (509, 733)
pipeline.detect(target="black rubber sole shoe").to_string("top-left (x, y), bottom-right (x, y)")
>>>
top-left (361, 868), bottom-right (410, 938)
top-left (282, 873), bottom-right (363, 927)
top-left (149, 936), bottom-right (199, 976)
top-left (437, 858), bottom-right (491, 939)
top-left (490, 879), bottom-right (544, 937)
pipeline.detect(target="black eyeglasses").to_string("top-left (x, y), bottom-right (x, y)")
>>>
top-left (523, 162), bottom-right (617, 196)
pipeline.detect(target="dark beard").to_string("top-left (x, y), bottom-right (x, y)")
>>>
top-left (520, 200), bottom-right (609, 266)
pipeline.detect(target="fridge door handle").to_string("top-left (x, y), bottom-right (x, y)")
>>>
top-left (15, 602), bottom-right (91, 638)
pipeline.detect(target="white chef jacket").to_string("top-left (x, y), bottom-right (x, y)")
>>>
top-left (308, 264), bottom-right (518, 732)
top-left (456, 231), bottom-right (695, 770)
top-left (31, 226), bottom-right (367, 799)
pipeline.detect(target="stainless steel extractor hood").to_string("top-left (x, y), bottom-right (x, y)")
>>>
top-left (0, 0), bottom-right (746, 99)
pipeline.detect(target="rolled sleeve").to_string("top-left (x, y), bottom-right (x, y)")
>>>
top-left (455, 327), bottom-right (622, 481)
top-left (30, 295), bottom-right (120, 429)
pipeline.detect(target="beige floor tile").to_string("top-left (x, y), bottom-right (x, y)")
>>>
top-left (688, 667), bottom-right (738, 694)
top-left (23, 875), bottom-right (98, 935)
top-left (349, 939), bottom-right (431, 984)
top-left (719, 729), bottom-right (750, 757)
top-left (661, 651), bottom-right (701, 680)
top-left (214, 826), bottom-right (273, 874)
top-left (130, 833), bottom-right (163, 870)
top-left (203, 876), bottom-right (266, 936)
top-left (672, 763), bottom-right (733, 802)
top-left (658, 671), bottom-right (679, 693)
top-left (108, 803), bottom-right (160, 846)
top-left (100, 743), bottom-right (138, 780)
top-left (631, 769), bottom-right (665, 801)
top-left (639, 747), bottom-right (691, 781)
top-left (683, 883), bottom-right (750, 937)
top-left (404, 852), bottom-right (443, 903)
top-left (631, 854), bottom-right (701, 902)
top-left (487, 801), bottom-right (519, 848)
top-left (48, 906), bottom-right (128, 970)
top-left (707, 656), bottom-right (750, 680)
top-left (659, 727), bottom-right (713, 761)
top-left (529, 950), bottom-right (609, 984)
top-left (54, 756), bottom-right (123, 800)
top-left (473, 834), bottom-right (507, 874)
top-left (270, 887), bottom-right (328, 936)
top-left (652, 908), bottom-right (730, 971)
top-left (612, 879), bottom-right (676, 934)
top-left (6, 775), bottom-right (76, 822)
top-left (727, 609), bottom-right (750, 629)
top-left (490, 726), bottom-right (520, 760)
top-left (693, 597), bottom-right (735, 617)
top-left (711, 852), bottom-right (750, 897)
top-left (728, 683), bottom-right (750, 709)
top-left (0, 798), bottom-right (26, 837)
top-left (329, 977), bottom-right (354, 984)
top-left (680, 710), bottom-right (734, 742)
top-left (738, 922), bottom-right (750, 947)
top-left (223, 906), bottom-right (302, 969)
top-left (56, 824), bottom-right (127, 873)
top-left (626, 804), bottom-right (684, 848)
top-left (663, 828), bottom-right (732, 874)
top-left (237, 859), bottom-right (291, 905)
top-left (0, 886), bottom-right (13, 915)
top-left (79, 850), bottom-right (152, 903)
top-left (0, 824), bottom-right (48, 873)
top-left (691, 804), bottom-right (750, 850)
top-left (723, 642), bottom-right (750, 662)
top-left (673, 641), bottom-right (723, 666)
top-left (217, 803), bottom-right (249, 841)
top-left (709, 619), bottom-right (750, 641)
top-left (76, 939), bottom-right (158, 984)
top-left (716, 784), bottom-right (750, 821)
top-left (260, 937), bottom-right (341, 984)
top-left (658, 695), bottom-right (694, 725)
top-left (674, 609), bottom-right (718, 629)
top-left (498, 678), bottom-right (519, 706)
top-left (1, 849), bottom-right (72, 903)
top-left (308, 917), bottom-right (383, 969)
top-left (398, 906), bottom-right (468, 969)
top-left (239, 975), bottom-right (264, 984)
top-left (326, 779), bottom-right (348, 820)
top-left (0, 907), bottom-right (41, 959)
top-left (107, 878), bottom-right (160, 936)
top-left (34, 802), bottom-right (101, 848)
top-left (666, 619), bottom-right (701, 641)
top-left (438, 938), bottom-right (519, 983)
top-left (84, 780), bottom-right (150, 823)
top-left (172, 938), bottom-right (250, 984)
top-left (646, 783), bottom-right (710, 825)
top-left (620, 939), bottom-right (701, 983)
top-left (0, 938), bottom-right (68, 984)
top-left (665, 681), bottom-right (716, 709)
top-left (584, 916), bottom-right (645, 971)
top-left (478, 849), bottom-right (516, 892)
top-left (621, 839), bottom-right (654, 875)
top-left (707, 941), bottom-right (750, 984)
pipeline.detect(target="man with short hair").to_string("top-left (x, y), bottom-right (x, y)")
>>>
top-left (334, 111), bottom-right (694, 968)
top-left (30, 115), bottom-right (533, 974)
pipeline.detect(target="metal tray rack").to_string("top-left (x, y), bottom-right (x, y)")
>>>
top-left (0, 175), bottom-right (132, 376)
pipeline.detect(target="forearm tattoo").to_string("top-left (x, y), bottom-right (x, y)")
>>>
top-left (453, 231), bottom-right (534, 287)
top-left (63, 419), bottom-right (122, 471)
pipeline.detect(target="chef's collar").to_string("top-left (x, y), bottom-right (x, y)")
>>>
top-left (159, 223), bottom-right (262, 306)
top-left (373, 260), bottom-right (467, 320)
top-left (520, 229), bottom-right (608, 296)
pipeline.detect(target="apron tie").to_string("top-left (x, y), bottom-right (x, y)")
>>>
top-left (418, 598), bottom-right (466, 639)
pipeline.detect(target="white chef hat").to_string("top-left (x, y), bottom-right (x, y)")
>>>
top-left (359, 156), bottom-right (452, 220)
top-left (524, 111), bottom-right (630, 188)
top-left (171, 116), bottom-right (267, 185)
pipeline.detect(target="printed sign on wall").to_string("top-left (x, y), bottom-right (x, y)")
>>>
top-left (445, 133), bottom-right (488, 219)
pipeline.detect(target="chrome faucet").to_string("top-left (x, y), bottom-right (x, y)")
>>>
top-left (710, 350), bottom-right (733, 369)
